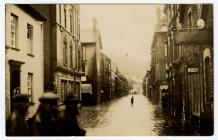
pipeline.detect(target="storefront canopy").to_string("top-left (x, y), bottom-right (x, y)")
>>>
top-left (175, 30), bottom-right (213, 45)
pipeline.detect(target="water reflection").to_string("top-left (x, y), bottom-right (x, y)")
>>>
top-left (78, 94), bottom-right (196, 136)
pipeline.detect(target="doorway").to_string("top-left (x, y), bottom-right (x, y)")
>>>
top-left (9, 60), bottom-right (22, 111)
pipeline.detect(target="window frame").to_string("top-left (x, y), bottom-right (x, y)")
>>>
top-left (70, 43), bottom-right (73, 68)
top-left (27, 23), bottom-right (33, 55)
top-left (10, 13), bottom-right (18, 48)
top-left (70, 10), bottom-right (73, 33)
top-left (64, 8), bottom-right (67, 28)
top-left (63, 41), bottom-right (68, 66)
top-left (27, 73), bottom-right (34, 104)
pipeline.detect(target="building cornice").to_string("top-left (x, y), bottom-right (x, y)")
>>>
top-left (55, 66), bottom-right (83, 76)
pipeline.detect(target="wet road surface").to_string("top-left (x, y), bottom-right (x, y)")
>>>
top-left (78, 94), bottom-right (195, 136)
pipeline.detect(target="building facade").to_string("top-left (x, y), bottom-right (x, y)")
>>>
top-left (101, 53), bottom-right (112, 102)
top-left (81, 19), bottom-right (103, 105)
top-left (163, 4), bottom-right (213, 134)
top-left (5, 4), bottom-right (46, 118)
top-left (114, 68), bottom-right (129, 98)
top-left (149, 7), bottom-right (168, 105)
top-left (31, 4), bottom-right (82, 102)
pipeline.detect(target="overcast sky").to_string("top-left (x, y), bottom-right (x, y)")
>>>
top-left (80, 4), bottom-right (160, 78)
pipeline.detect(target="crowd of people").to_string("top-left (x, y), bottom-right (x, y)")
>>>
top-left (6, 92), bottom-right (86, 136)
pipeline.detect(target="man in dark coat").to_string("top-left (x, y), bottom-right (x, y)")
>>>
top-left (56, 95), bottom-right (86, 136)
top-left (6, 94), bottom-right (30, 136)
top-left (31, 92), bottom-right (59, 136)
top-left (131, 96), bottom-right (134, 106)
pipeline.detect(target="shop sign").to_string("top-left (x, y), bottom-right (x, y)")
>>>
top-left (75, 76), bottom-right (81, 82)
top-left (81, 76), bottom-right (86, 82)
top-left (188, 68), bottom-right (199, 73)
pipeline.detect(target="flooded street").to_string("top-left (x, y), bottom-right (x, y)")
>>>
top-left (78, 94), bottom-right (195, 136)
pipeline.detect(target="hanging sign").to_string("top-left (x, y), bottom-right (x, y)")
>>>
top-left (188, 68), bottom-right (199, 73)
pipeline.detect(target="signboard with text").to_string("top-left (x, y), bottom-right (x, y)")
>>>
top-left (187, 68), bottom-right (199, 73)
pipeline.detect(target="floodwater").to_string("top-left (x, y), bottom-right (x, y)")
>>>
top-left (78, 94), bottom-right (196, 136)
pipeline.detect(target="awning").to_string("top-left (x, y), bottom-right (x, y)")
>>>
top-left (174, 30), bottom-right (213, 44)
top-left (81, 84), bottom-right (92, 94)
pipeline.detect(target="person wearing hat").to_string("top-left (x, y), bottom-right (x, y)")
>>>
top-left (31, 92), bottom-right (60, 136)
top-left (56, 94), bottom-right (86, 136)
top-left (6, 94), bottom-right (30, 136)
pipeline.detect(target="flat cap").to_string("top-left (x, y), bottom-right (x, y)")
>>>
top-left (13, 94), bottom-right (30, 103)
top-left (64, 95), bottom-right (81, 104)
top-left (39, 92), bottom-right (59, 103)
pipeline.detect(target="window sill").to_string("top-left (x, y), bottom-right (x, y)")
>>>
top-left (10, 47), bottom-right (20, 51)
top-left (27, 53), bottom-right (34, 57)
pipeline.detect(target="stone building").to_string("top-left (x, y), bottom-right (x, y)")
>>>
top-left (163, 4), bottom-right (213, 134)
top-left (101, 53), bottom-right (112, 102)
top-left (80, 19), bottom-right (103, 105)
top-left (110, 62), bottom-right (118, 99)
top-left (114, 68), bottom-right (129, 98)
top-left (149, 7), bottom-right (168, 105)
top-left (31, 4), bottom-right (82, 102)
top-left (5, 4), bottom-right (46, 118)
top-left (143, 71), bottom-right (152, 99)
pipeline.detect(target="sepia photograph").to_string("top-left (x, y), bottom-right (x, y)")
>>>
top-left (3, 1), bottom-right (214, 138)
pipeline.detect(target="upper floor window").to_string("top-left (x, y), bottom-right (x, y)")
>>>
top-left (77, 16), bottom-right (80, 38)
top-left (74, 43), bottom-right (77, 69)
top-left (82, 46), bottom-right (86, 60)
top-left (59, 5), bottom-right (62, 25)
top-left (27, 23), bottom-right (33, 54)
top-left (10, 14), bottom-right (18, 48)
top-left (73, 9), bottom-right (76, 35)
top-left (188, 8), bottom-right (193, 29)
top-left (64, 8), bottom-right (67, 28)
top-left (70, 13), bottom-right (73, 33)
top-left (70, 44), bottom-right (73, 67)
top-left (197, 4), bottom-right (202, 19)
top-left (63, 41), bottom-right (68, 66)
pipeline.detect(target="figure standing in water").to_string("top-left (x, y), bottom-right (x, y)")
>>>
top-left (131, 96), bottom-right (134, 107)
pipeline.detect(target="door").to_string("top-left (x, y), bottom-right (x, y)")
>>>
top-left (10, 62), bottom-right (21, 111)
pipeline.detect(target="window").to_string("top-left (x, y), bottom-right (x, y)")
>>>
top-left (75, 12), bottom-right (78, 36)
top-left (27, 73), bottom-right (33, 103)
top-left (10, 14), bottom-right (18, 48)
top-left (59, 5), bottom-right (62, 25)
top-left (188, 8), bottom-right (193, 29)
top-left (27, 23), bottom-right (33, 54)
top-left (73, 9), bottom-right (76, 35)
top-left (61, 80), bottom-right (67, 102)
top-left (75, 83), bottom-right (80, 98)
top-left (70, 44), bottom-right (73, 67)
top-left (78, 49), bottom-right (81, 71)
top-left (82, 46), bottom-right (86, 60)
top-left (64, 8), bottom-right (67, 28)
top-left (74, 42), bottom-right (77, 69)
top-left (63, 42), bottom-right (68, 65)
top-left (78, 16), bottom-right (80, 39)
top-left (197, 4), bottom-right (202, 19)
top-left (70, 13), bottom-right (73, 33)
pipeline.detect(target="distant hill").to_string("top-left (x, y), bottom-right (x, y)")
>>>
top-left (107, 54), bottom-right (149, 81)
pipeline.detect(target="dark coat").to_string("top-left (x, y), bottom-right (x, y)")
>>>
top-left (31, 111), bottom-right (59, 136)
top-left (6, 110), bottom-right (29, 136)
top-left (56, 110), bottom-right (86, 136)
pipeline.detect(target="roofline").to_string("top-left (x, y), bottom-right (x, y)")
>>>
top-left (16, 4), bottom-right (47, 21)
